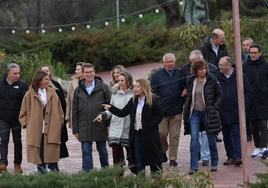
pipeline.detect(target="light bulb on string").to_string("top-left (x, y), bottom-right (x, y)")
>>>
top-left (58, 27), bottom-right (63, 32)
top-left (105, 21), bottom-right (109, 26)
top-left (11, 29), bottom-right (15, 34)
top-left (179, 1), bottom-right (184, 5)
top-left (155, 9), bottom-right (159, 13)
top-left (71, 26), bottom-right (75, 31)
top-left (121, 18), bottom-right (125, 23)
top-left (41, 29), bottom-right (46, 34)
top-left (26, 29), bottom-right (30, 34)
top-left (86, 24), bottom-right (90, 29)
top-left (139, 14), bottom-right (143, 18)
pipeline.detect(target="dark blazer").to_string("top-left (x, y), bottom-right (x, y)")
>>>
top-left (183, 73), bottom-right (222, 135)
top-left (243, 56), bottom-right (268, 120)
top-left (200, 36), bottom-right (229, 66)
top-left (150, 68), bottom-right (186, 117)
top-left (109, 96), bottom-right (162, 174)
top-left (51, 79), bottom-right (69, 158)
top-left (216, 69), bottom-right (252, 125)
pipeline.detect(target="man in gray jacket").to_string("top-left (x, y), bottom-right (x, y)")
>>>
top-left (72, 63), bottom-right (111, 171)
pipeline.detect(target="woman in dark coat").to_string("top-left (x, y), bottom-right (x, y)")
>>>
top-left (101, 78), bottom-right (163, 174)
top-left (183, 59), bottom-right (222, 175)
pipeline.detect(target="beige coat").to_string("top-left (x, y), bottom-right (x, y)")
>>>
top-left (66, 78), bottom-right (79, 126)
top-left (19, 87), bottom-right (64, 164)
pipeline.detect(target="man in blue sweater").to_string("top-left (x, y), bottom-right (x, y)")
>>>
top-left (150, 53), bottom-right (186, 166)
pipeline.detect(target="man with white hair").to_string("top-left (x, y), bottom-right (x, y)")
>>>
top-left (150, 53), bottom-right (186, 166)
top-left (200, 28), bottom-right (229, 66)
top-left (0, 63), bottom-right (28, 173)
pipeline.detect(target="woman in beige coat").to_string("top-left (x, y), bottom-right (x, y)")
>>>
top-left (19, 70), bottom-right (64, 173)
top-left (66, 62), bottom-right (83, 128)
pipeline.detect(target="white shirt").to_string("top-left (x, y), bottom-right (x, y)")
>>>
top-left (135, 96), bottom-right (145, 130)
top-left (38, 88), bottom-right (47, 133)
top-left (211, 40), bottom-right (219, 56)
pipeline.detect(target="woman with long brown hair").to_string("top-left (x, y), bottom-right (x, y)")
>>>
top-left (19, 70), bottom-right (64, 173)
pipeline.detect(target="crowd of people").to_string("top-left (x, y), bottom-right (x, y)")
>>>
top-left (0, 28), bottom-right (267, 175)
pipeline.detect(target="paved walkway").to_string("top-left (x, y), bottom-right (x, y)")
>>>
top-left (6, 63), bottom-right (268, 187)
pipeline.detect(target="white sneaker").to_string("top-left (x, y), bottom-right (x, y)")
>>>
top-left (251, 148), bottom-right (262, 158)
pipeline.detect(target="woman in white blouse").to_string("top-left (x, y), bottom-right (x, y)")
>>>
top-left (100, 79), bottom-right (163, 174)
top-left (19, 70), bottom-right (64, 173)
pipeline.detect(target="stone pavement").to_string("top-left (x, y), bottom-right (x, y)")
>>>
top-left (5, 63), bottom-right (268, 187)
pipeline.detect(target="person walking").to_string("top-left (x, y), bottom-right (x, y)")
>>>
top-left (183, 59), bottom-right (222, 175)
top-left (0, 63), bottom-right (28, 173)
top-left (19, 70), bottom-right (64, 173)
top-left (95, 72), bottom-right (133, 166)
top-left (101, 79), bottom-right (163, 174)
top-left (72, 63), bottom-right (111, 171)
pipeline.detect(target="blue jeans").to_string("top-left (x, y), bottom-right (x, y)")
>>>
top-left (199, 132), bottom-right (210, 161)
top-left (81, 141), bottom-right (109, 171)
top-left (190, 111), bottom-right (219, 170)
top-left (222, 123), bottom-right (241, 160)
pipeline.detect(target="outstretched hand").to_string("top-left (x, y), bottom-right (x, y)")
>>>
top-left (102, 104), bottom-right (111, 111)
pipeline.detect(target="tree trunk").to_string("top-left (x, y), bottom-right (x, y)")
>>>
top-left (156, 0), bottom-right (184, 28)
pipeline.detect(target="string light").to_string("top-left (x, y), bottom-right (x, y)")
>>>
top-left (0, 0), bottom-right (178, 34)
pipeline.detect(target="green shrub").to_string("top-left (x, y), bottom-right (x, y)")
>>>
top-left (0, 50), bottom-right (68, 84)
top-left (0, 167), bottom-right (214, 188)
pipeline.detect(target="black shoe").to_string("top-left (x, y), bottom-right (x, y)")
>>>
top-left (223, 158), bottom-right (233, 166)
top-left (188, 169), bottom-right (198, 175)
top-left (162, 153), bottom-right (168, 163)
top-left (169, 160), bottom-right (178, 166)
top-left (202, 160), bottom-right (209, 166)
top-left (211, 166), bottom-right (217, 172)
top-left (216, 135), bottom-right (222, 142)
top-left (233, 159), bottom-right (242, 166)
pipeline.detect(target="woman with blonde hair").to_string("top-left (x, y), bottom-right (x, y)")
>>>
top-left (66, 62), bottom-right (84, 128)
top-left (101, 79), bottom-right (163, 174)
top-left (19, 70), bottom-right (64, 173)
top-left (95, 71), bottom-right (133, 166)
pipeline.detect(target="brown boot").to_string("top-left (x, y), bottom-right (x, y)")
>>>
top-left (14, 164), bottom-right (23, 174)
top-left (0, 162), bottom-right (7, 173)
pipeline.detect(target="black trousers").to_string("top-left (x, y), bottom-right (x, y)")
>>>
top-left (0, 120), bottom-right (22, 165)
top-left (250, 120), bottom-right (268, 148)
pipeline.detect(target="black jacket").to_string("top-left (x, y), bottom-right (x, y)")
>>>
top-left (51, 79), bottom-right (69, 158)
top-left (150, 68), bottom-right (186, 116)
top-left (109, 96), bottom-right (162, 174)
top-left (243, 56), bottom-right (268, 120)
top-left (200, 37), bottom-right (229, 66)
top-left (216, 68), bottom-right (252, 125)
top-left (183, 73), bottom-right (222, 135)
top-left (0, 75), bottom-right (28, 122)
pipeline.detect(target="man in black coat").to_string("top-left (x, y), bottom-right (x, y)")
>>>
top-left (0, 63), bottom-right (28, 173)
top-left (217, 56), bottom-right (251, 165)
top-left (243, 44), bottom-right (268, 158)
top-left (200, 28), bottom-right (229, 66)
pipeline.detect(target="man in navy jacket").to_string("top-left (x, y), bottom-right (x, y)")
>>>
top-left (0, 63), bottom-right (28, 173)
top-left (150, 53), bottom-right (186, 166)
top-left (217, 56), bottom-right (251, 165)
